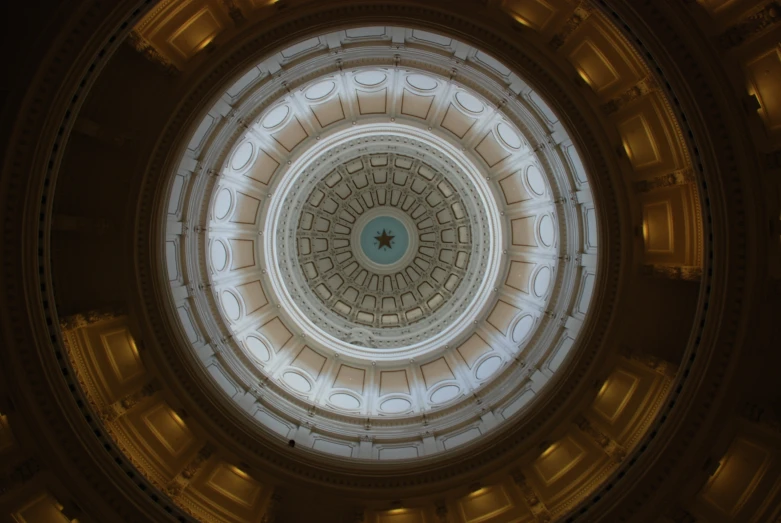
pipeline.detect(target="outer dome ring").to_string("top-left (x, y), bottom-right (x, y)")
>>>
top-left (168, 31), bottom-right (593, 458)
top-left (157, 23), bottom-right (600, 464)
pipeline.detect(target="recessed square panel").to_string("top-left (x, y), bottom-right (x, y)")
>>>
top-left (168, 7), bottom-right (223, 61)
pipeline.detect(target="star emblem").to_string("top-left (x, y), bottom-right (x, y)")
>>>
top-left (374, 229), bottom-right (395, 250)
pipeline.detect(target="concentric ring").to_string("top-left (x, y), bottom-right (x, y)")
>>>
top-left (266, 125), bottom-right (501, 357)
top-left (163, 27), bottom-right (595, 459)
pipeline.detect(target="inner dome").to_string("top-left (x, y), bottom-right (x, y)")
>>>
top-left (164, 26), bottom-right (598, 460)
top-left (271, 125), bottom-right (499, 354)
top-left (294, 146), bottom-right (473, 333)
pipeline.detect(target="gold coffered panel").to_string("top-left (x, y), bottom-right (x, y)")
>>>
top-left (746, 46), bottom-right (781, 132)
top-left (563, 16), bottom-right (643, 99)
top-left (182, 460), bottom-right (269, 522)
top-left (457, 484), bottom-right (520, 522)
top-left (696, 435), bottom-right (777, 521)
top-left (132, 0), bottom-right (234, 69)
top-left (10, 493), bottom-right (71, 523)
top-left (501, 0), bottom-right (559, 32)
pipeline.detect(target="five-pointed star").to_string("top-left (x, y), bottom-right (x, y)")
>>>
top-left (374, 229), bottom-right (395, 250)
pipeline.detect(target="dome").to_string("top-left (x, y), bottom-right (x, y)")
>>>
top-left (164, 28), bottom-right (595, 459)
top-left (2, 1), bottom-right (779, 522)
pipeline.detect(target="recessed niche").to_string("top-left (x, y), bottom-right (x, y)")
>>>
top-left (231, 142), bottom-right (254, 171)
top-left (329, 393), bottom-right (361, 409)
top-left (539, 215), bottom-right (555, 247)
top-left (476, 356), bottom-right (502, 380)
top-left (534, 266), bottom-right (552, 297)
top-left (430, 385), bottom-right (460, 404)
top-left (455, 91), bottom-right (484, 113)
top-left (379, 397), bottom-right (411, 413)
top-left (512, 315), bottom-right (535, 343)
top-left (262, 105), bottom-right (290, 128)
top-left (407, 74), bottom-right (438, 90)
top-left (526, 165), bottom-right (546, 196)
top-left (214, 189), bottom-right (232, 220)
top-left (283, 372), bottom-right (312, 393)
top-left (354, 71), bottom-right (386, 86)
top-left (497, 122), bottom-right (522, 149)
top-left (221, 291), bottom-right (241, 321)
top-left (245, 336), bottom-right (270, 362)
top-left (210, 240), bottom-right (228, 271)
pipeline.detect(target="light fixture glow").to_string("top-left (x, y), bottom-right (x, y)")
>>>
top-left (170, 410), bottom-right (186, 426)
top-left (621, 139), bottom-right (632, 159)
top-left (598, 380), bottom-right (609, 396)
top-left (577, 68), bottom-right (593, 87)
top-left (513, 15), bottom-right (531, 27)
top-left (469, 487), bottom-right (487, 497)
top-left (129, 337), bottom-right (140, 358)
top-left (231, 465), bottom-right (251, 479)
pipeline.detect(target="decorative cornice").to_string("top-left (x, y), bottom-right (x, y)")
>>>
top-left (642, 264), bottom-right (703, 282)
top-left (221, 0), bottom-right (246, 25)
top-left (511, 468), bottom-right (552, 522)
top-left (619, 347), bottom-right (677, 377)
top-left (0, 457), bottom-right (41, 496)
top-left (261, 488), bottom-right (284, 523)
top-left (165, 442), bottom-right (215, 499)
top-left (601, 76), bottom-right (658, 115)
top-left (740, 401), bottom-right (781, 433)
top-left (102, 380), bottom-right (161, 422)
top-left (550, 1), bottom-right (594, 51)
top-left (718, 1), bottom-right (781, 50)
top-left (127, 29), bottom-right (180, 74)
top-left (575, 415), bottom-right (626, 462)
top-left (633, 168), bottom-right (694, 192)
top-left (59, 307), bottom-right (125, 331)
top-left (435, 501), bottom-right (450, 523)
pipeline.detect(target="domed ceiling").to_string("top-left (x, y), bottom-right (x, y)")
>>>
top-left (8, 0), bottom-right (780, 521)
top-left (164, 27), bottom-right (597, 459)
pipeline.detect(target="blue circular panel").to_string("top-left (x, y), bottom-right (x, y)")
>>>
top-left (360, 216), bottom-right (409, 265)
